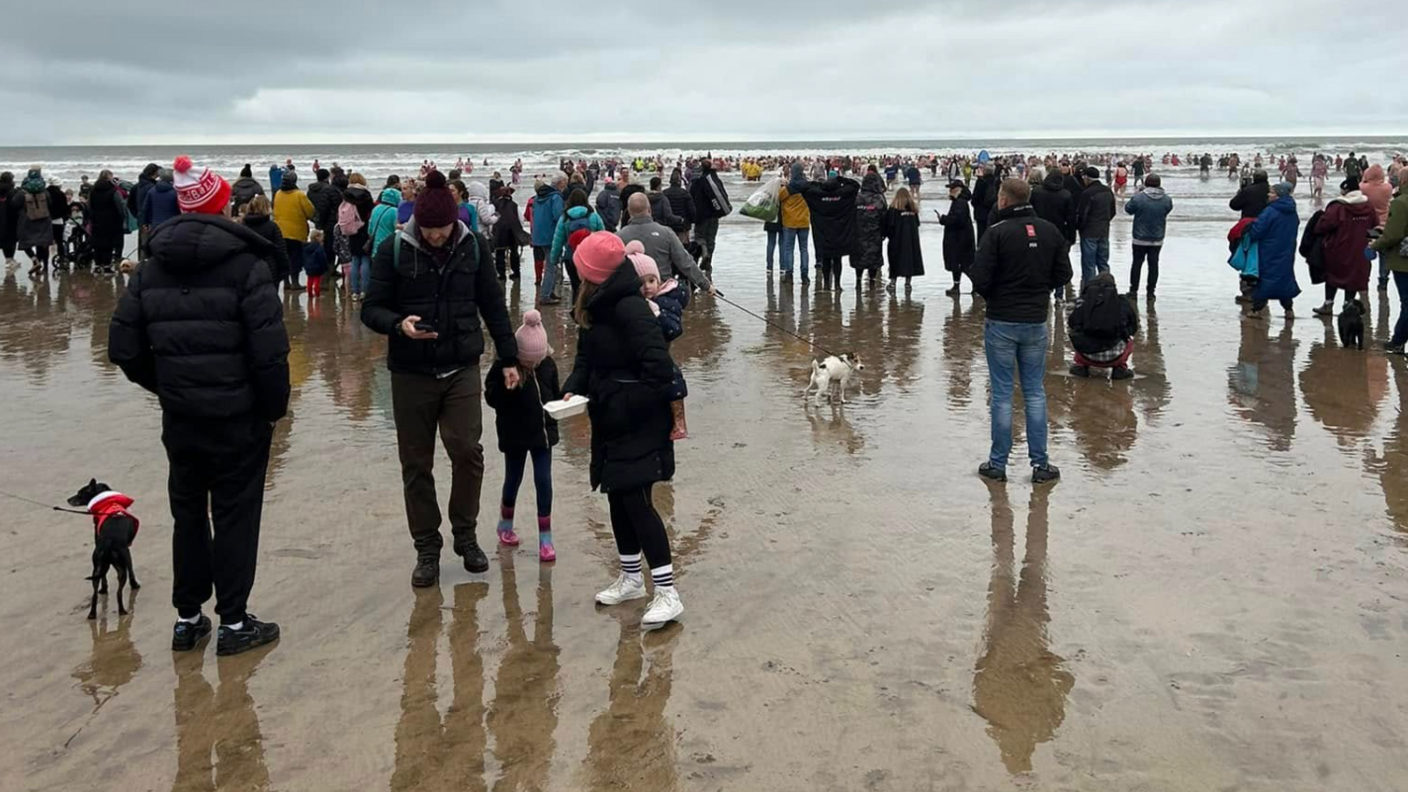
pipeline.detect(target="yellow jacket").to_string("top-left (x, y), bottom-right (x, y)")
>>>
top-left (272, 187), bottom-right (315, 242)
top-left (778, 187), bottom-right (810, 229)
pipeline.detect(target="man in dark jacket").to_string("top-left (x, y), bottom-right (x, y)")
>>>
top-left (133, 164), bottom-right (159, 262)
top-left (307, 169), bottom-right (342, 265)
top-left (1074, 166), bottom-right (1116, 286)
top-left (971, 165), bottom-right (998, 241)
top-left (108, 156), bottom-right (289, 657)
top-left (595, 180), bottom-right (623, 232)
top-left (231, 164), bottom-right (265, 215)
top-left (361, 170), bottom-right (520, 588)
top-left (969, 179), bottom-right (1072, 485)
top-left (646, 176), bottom-right (683, 231)
top-left (663, 171), bottom-right (696, 242)
top-left (1229, 169), bottom-right (1270, 219)
top-left (688, 159), bottom-right (731, 273)
top-left (139, 168), bottom-right (181, 234)
top-left (1031, 170), bottom-right (1076, 301)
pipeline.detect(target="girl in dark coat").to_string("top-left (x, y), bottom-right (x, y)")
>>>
top-left (853, 172), bottom-right (888, 288)
top-left (561, 232), bottom-right (683, 631)
top-left (883, 186), bottom-right (925, 291)
top-left (238, 195), bottom-right (291, 282)
top-left (87, 171), bottom-right (128, 274)
top-left (937, 180), bottom-right (976, 295)
top-left (0, 172), bottom-right (18, 264)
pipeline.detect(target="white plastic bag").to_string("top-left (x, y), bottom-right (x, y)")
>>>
top-left (739, 176), bottom-right (782, 222)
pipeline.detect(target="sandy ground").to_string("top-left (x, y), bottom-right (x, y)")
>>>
top-left (2, 208), bottom-right (1407, 791)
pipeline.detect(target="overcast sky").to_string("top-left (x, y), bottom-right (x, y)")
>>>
top-left (6, 0), bottom-right (1405, 145)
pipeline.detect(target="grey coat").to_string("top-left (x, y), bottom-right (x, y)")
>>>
top-left (617, 215), bottom-right (711, 289)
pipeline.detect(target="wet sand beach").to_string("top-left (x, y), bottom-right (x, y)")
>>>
top-left (3, 188), bottom-right (1408, 790)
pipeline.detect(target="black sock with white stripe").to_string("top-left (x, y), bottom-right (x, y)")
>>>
top-left (651, 564), bottom-right (674, 591)
top-left (620, 553), bottom-right (643, 584)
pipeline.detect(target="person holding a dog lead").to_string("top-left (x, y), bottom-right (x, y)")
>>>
top-left (1311, 176), bottom-right (1377, 317)
top-left (109, 155), bottom-right (290, 656)
top-left (969, 178), bottom-right (1071, 485)
top-left (560, 231), bottom-right (684, 630)
top-left (362, 169), bottom-right (520, 588)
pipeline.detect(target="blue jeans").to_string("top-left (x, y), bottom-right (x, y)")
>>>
top-left (502, 447), bottom-right (553, 517)
top-left (984, 319), bottom-right (1050, 470)
top-left (349, 254), bottom-right (371, 295)
top-left (780, 227), bottom-right (810, 277)
top-left (1392, 271), bottom-right (1408, 348)
top-left (766, 228), bottom-right (780, 268)
top-left (1079, 236), bottom-right (1110, 286)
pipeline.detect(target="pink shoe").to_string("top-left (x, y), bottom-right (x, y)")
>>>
top-left (497, 527), bottom-right (520, 547)
top-left (539, 540), bottom-right (556, 563)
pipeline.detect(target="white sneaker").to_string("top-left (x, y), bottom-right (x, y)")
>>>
top-left (595, 574), bottom-right (647, 606)
top-left (641, 588), bottom-right (683, 631)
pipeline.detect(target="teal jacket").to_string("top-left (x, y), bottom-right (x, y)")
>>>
top-left (369, 187), bottom-right (402, 256)
top-left (549, 205), bottom-right (604, 266)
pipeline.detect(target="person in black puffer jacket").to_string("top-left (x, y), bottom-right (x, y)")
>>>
top-left (663, 171), bottom-right (695, 242)
top-left (361, 170), bottom-right (519, 587)
top-left (1229, 169), bottom-right (1270, 219)
top-left (108, 155), bottom-right (289, 656)
top-left (561, 232), bottom-right (684, 632)
top-left (307, 168), bottom-right (342, 264)
top-left (1031, 171), bottom-right (1076, 247)
top-left (88, 171), bottom-right (128, 273)
top-left (237, 195), bottom-right (290, 281)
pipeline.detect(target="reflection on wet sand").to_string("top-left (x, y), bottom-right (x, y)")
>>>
top-left (487, 558), bottom-right (560, 791)
top-left (0, 274), bottom-right (75, 385)
top-left (71, 612), bottom-right (143, 717)
top-left (1367, 360), bottom-right (1408, 535)
top-left (171, 650), bottom-right (273, 791)
top-left (582, 621), bottom-right (681, 792)
top-left (1227, 318), bottom-right (1298, 451)
top-left (972, 485), bottom-right (1073, 775)
top-left (942, 296), bottom-right (985, 408)
top-left (391, 585), bottom-right (489, 791)
top-left (1132, 306), bottom-right (1172, 422)
top-left (1299, 319), bottom-right (1387, 450)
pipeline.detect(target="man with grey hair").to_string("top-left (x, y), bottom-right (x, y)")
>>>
top-left (618, 192), bottom-right (714, 294)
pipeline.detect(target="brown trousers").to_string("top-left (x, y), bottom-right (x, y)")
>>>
top-left (391, 367), bottom-right (485, 558)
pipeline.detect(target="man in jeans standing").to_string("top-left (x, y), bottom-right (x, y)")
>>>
top-left (362, 170), bottom-right (520, 587)
top-left (969, 179), bottom-right (1072, 485)
top-left (1074, 166), bottom-right (1115, 287)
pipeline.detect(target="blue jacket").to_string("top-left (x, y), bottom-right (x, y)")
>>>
top-left (655, 282), bottom-right (690, 343)
top-left (269, 166), bottom-right (283, 192)
top-left (140, 180), bottom-right (180, 227)
top-left (1124, 187), bottom-right (1173, 243)
top-left (1247, 195), bottom-right (1302, 301)
top-left (368, 188), bottom-right (402, 257)
top-left (530, 186), bottom-right (564, 246)
top-left (303, 241), bottom-right (329, 277)
top-left (595, 183), bottom-right (622, 231)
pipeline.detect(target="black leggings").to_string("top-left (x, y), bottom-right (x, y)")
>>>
top-left (819, 256), bottom-right (844, 285)
top-left (1130, 245), bottom-right (1161, 294)
top-left (607, 484), bottom-right (671, 569)
top-left (494, 246), bottom-right (521, 279)
top-left (92, 234), bottom-right (121, 270)
top-left (1324, 285), bottom-right (1363, 305)
top-left (24, 244), bottom-right (49, 267)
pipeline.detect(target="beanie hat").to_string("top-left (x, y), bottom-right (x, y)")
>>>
top-left (414, 170), bottom-right (458, 228)
top-left (573, 231), bottom-right (626, 285)
top-left (240, 164), bottom-right (253, 178)
top-left (514, 310), bottom-right (550, 366)
top-left (1272, 182), bottom-right (1294, 197)
top-left (1084, 166), bottom-right (1101, 179)
top-left (1340, 175), bottom-right (1360, 192)
top-left (625, 240), bottom-right (659, 281)
top-left (173, 155), bottom-right (232, 215)
top-left (281, 170), bottom-right (298, 188)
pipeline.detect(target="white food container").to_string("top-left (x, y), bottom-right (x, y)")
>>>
top-left (543, 395), bottom-right (589, 420)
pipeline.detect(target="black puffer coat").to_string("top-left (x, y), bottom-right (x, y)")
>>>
top-left (0, 177), bottom-right (18, 248)
top-left (484, 358), bottom-right (561, 452)
top-left (1030, 172), bottom-right (1076, 245)
top-left (342, 184), bottom-right (375, 254)
top-left (853, 173), bottom-right (887, 272)
top-left (307, 179), bottom-right (342, 230)
top-left (231, 177), bottom-right (265, 213)
top-left (562, 263), bottom-right (676, 493)
top-left (801, 176), bottom-right (861, 258)
top-left (361, 220), bottom-right (519, 376)
top-left (240, 213), bottom-right (290, 279)
top-left (87, 179), bottom-right (127, 242)
top-left (108, 215), bottom-right (290, 421)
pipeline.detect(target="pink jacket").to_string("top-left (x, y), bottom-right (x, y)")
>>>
top-left (1361, 164), bottom-right (1392, 225)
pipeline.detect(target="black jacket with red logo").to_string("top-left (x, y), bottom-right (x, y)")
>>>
top-left (970, 205), bottom-right (1073, 324)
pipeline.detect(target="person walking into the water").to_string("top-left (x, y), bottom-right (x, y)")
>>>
top-left (560, 232), bottom-right (684, 630)
top-left (484, 310), bottom-right (561, 563)
top-left (109, 155), bottom-right (289, 657)
top-left (969, 179), bottom-right (1071, 485)
top-left (1075, 166), bottom-right (1115, 287)
top-left (361, 169), bottom-right (521, 588)
top-left (689, 158), bottom-right (731, 274)
top-left (1124, 174), bottom-right (1174, 300)
top-left (937, 179), bottom-right (975, 296)
top-left (617, 193), bottom-right (714, 293)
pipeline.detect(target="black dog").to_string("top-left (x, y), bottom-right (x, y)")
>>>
top-left (1337, 299), bottom-right (1365, 350)
top-left (67, 479), bottom-right (142, 619)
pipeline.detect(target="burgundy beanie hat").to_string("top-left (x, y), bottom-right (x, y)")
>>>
top-left (413, 170), bottom-right (458, 227)
top-left (573, 232), bottom-right (626, 285)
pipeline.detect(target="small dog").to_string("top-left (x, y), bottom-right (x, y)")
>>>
top-left (68, 479), bottom-right (142, 619)
top-left (804, 353), bottom-right (865, 405)
top-left (1337, 299), bottom-right (1365, 350)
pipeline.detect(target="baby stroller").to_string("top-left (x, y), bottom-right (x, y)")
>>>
top-left (64, 203), bottom-right (94, 270)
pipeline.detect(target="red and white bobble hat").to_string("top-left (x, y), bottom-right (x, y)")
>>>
top-left (173, 155), bottom-right (231, 215)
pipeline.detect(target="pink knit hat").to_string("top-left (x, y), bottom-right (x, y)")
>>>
top-left (572, 231), bottom-right (626, 285)
top-left (625, 240), bottom-right (658, 281)
top-left (515, 310), bottom-right (550, 366)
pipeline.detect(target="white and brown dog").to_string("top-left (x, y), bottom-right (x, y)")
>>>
top-left (804, 353), bottom-right (865, 405)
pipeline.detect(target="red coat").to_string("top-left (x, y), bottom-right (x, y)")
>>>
top-left (88, 491), bottom-right (140, 542)
top-left (1315, 195), bottom-right (1376, 291)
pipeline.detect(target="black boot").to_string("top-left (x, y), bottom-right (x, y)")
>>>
top-left (459, 539), bottom-right (489, 574)
top-left (411, 556), bottom-right (439, 587)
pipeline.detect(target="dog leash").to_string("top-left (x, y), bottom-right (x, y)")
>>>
top-left (0, 489), bottom-right (90, 515)
top-left (711, 291), bottom-right (845, 359)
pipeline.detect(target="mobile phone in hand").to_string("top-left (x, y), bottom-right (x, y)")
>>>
top-left (414, 321), bottom-right (436, 333)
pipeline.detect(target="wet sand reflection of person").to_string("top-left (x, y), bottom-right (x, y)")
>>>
top-left (1227, 318), bottom-right (1298, 452)
top-left (486, 557), bottom-right (560, 791)
top-left (883, 293), bottom-right (924, 393)
top-left (391, 584), bottom-right (489, 792)
top-left (71, 611), bottom-right (143, 715)
top-left (972, 485), bottom-right (1074, 775)
top-left (1299, 319), bottom-right (1386, 451)
top-left (1131, 305), bottom-right (1172, 423)
top-left (171, 650), bottom-right (273, 791)
top-left (0, 274), bottom-right (74, 385)
top-left (941, 297), bottom-right (985, 409)
top-left (1367, 361), bottom-right (1408, 534)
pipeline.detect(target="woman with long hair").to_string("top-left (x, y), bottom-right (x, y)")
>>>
top-left (884, 187), bottom-right (925, 293)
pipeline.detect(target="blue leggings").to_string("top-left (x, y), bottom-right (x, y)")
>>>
top-left (502, 447), bottom-right (552, 516)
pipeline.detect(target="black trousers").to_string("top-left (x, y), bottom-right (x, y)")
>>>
top-left (282, 239), bottom-right (303, 284)
top-left (494, 245), bottom-right (521, 279)
top-left (391, 368), bottom-right (485, 558)
top-left (92, 234), bottom-right (121, 270)
top-left (819, 256), bottom-right (845, 286)
top-left (607, 484), bottom-right (672, 569)
top-left (163, 415), bottom-right (273, 625)
top-left (1130, 245), bottom-right (1162, 294)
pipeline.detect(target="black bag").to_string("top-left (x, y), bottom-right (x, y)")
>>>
top-left (1300, 208), bottom-right (1326, 285)
top-left (1070, 282), bottom-right (1126, 355)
